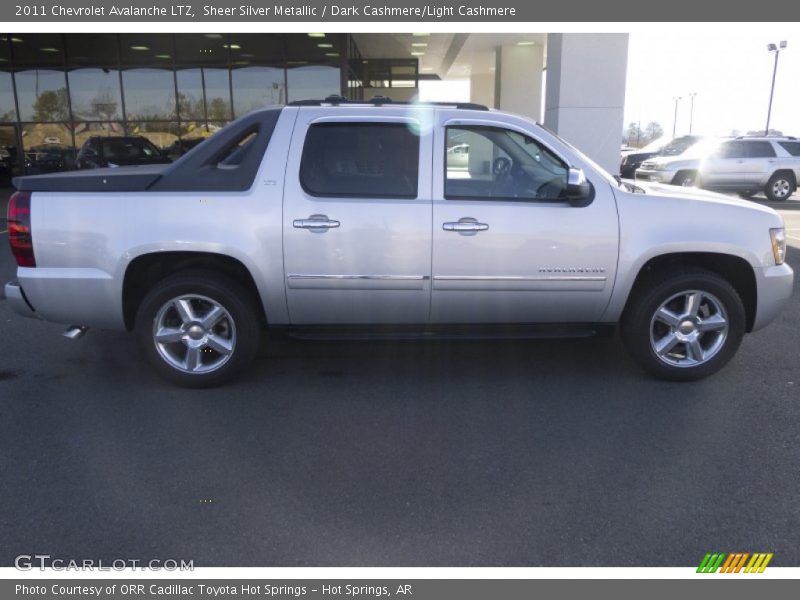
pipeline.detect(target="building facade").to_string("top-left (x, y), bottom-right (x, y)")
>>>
top-left (0, 32), bottom-right (368, 180)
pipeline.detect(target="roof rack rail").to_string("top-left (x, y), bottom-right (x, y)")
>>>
top-left (734, 134), bottom-right (797, 140)
top-left (288, 96), bottom-right (489, 111)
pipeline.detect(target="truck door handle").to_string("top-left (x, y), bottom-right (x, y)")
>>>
top-left (443, 218), bottom-right (489, 234)
top-left (293, 214), bottom-right (340, 231)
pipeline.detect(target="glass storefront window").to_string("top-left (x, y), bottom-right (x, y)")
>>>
top-left (0, 71), bottom-right (17, 121)
top-left (0, 34), bottom-right (355, 178)
top-left (176, 68), bottom-right (205, 120)
top-left (203, 68), bottom-right (232, 120)
top-left (14, 69), bottom-right (70, 122)
top-left (176, 67), bottom-right (231, 121)
top-left (68, 68), bottom-right (123, 121)
top-left (287, 65), bottom-right (341, 103)
top-left (232, 66), bottom-right (285, 115)
top-left (122, 69), bottom-right (177, 120)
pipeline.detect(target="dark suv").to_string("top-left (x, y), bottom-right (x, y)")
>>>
top-left (76, 136), bottom-right (171, 169)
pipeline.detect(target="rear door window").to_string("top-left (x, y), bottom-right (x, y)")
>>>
top-left (300, 123), bottom-right (419, 198)
top-left (717, 141), bottom-right (747, 159)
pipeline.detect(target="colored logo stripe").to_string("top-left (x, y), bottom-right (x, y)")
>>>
top-left (697, 552), bottom-right (773, 573)
top-left (697, 553), bottom-right (726, 573)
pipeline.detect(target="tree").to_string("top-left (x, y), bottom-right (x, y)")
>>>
top-left (643, 122), bottom-right (664, 143)
top-left (88, 89), bottom-right (118, 120)
top-left (206, 97), bottom-right (230, 121)
top-left (32, 88), bottom-right (70, 121)
top-left (624, 122), bottom-right (643, 146)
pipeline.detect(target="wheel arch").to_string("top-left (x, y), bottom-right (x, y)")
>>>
top-left (122, 251), bottom-right (267, 331)
top-left (621, 252), bottom-right (757, 332)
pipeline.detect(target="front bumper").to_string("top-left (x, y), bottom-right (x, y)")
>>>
top-left (635, 168), bottom-right (675, 184)
top-left (752, 263), bottom-right (794, 331)
top-left (4, 281), bottom-right (40, 320)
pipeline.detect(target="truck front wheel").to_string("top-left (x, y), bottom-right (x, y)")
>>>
top-left (134, 270), bottom-right (261, 387)
top-left (620, 269), bottom-right (745, 381)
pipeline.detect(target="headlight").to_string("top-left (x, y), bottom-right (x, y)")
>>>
top-left (770, 228), bottom-right (786, 265)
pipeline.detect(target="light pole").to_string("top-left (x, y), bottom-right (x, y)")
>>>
top-left (688, 92), bottom-right (698, 134)
top-left (765, 41), bottom-right (787, 136)
top-left (672, 96), bottom-right (682, 137)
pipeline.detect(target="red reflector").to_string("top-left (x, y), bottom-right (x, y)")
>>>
top-left (8, 191), bottom-right (36, 267)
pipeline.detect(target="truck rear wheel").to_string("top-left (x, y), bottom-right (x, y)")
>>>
top-left (765, 171), bottom-right (795, 202)
top-left (620, 269), bottom-right (745, 381)
top-left (134, 270), bottom-right (261, 387)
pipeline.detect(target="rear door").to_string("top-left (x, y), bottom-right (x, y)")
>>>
top-left (282, 108), bottom-right (433, 325)
top-left (701, 140), bottom-right (747, 187)
top-left (743, 140), bottom-right (778, 185)
top-left (430, 111), bottom-right (619, 324)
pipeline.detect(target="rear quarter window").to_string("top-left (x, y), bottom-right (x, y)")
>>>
top-left (779, 141), bottom-right (800, 157)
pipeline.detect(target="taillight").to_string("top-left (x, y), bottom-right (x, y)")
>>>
top-left (8, 191), bottom-right (36, 267)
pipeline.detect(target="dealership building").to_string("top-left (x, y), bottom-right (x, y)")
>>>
top-left (0, 32), bottom-right (627, 180)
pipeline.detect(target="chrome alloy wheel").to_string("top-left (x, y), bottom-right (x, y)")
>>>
top-left (152, 294), bottom-right (237, 374)
top-left (772, 178), bottom-right (792, 199)
top-left (649, 290), bottom-right (729, 368)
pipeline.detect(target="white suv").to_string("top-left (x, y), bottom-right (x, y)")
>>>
top-left (636, 137), bottom-right (800, 201)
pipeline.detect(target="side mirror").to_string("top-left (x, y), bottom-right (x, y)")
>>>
top-left (566, 168), bottom-right (594, 207)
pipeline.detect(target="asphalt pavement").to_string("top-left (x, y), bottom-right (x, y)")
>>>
top-left (0, 189), bottom-right (798, 567)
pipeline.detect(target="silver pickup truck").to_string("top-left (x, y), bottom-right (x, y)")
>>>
top-left (5, 99), bottom-right (794, 387)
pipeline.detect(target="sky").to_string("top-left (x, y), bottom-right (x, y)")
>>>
top-left (421, 27), bottom-right (800, 139)
top-left (624, 29), bottom-right (800, 137)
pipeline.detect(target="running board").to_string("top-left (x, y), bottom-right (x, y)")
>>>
top-left (282, 324), bottom-right (611, 342)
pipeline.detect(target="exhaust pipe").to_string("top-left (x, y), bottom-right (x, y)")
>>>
top-left (63, 326), bottom-right (88, 340)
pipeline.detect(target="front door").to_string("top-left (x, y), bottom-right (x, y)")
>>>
top-left (431, 113), bottom-right (619, 324)
top-left (283, 109), bottom-right (433, 324)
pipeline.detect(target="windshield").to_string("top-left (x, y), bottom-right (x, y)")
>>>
top-left (679, 138), bottom-right (725, 158)
top-left (638, 137), bottom-right (666, 153)
top-left (660, 137), bottom-right (701, 156)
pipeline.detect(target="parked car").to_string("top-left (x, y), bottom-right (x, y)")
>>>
top-left (6, 100), bottom-right (793, 387)
top-left (76, 136), bottom-right (171, 169)
top-left (23, 144), bottom-right (75, 174)
top-left (636, 137), bottom-right (800, 201)
top-left (620, 135), bottom-right (703, 179)
top-left (446, 142), bottom-right (470, 169)
top-left (0, 146), bottom-right (15, 184)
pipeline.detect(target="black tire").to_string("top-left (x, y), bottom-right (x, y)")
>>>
top-left (134, 270), bottom-right (262, 387)
top-left (671, 170), bottom-right (698, 187)
top-left (764, 171), bottom-right (796, 202)
top-left (620, 268), bottom-right (745, 381)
